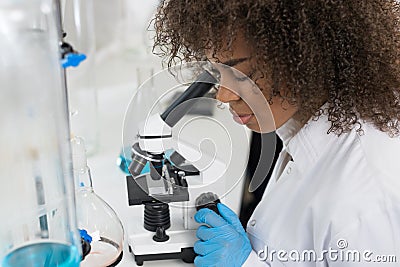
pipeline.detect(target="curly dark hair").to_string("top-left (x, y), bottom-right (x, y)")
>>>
top-left (152, 0), bottom-right (400, 136)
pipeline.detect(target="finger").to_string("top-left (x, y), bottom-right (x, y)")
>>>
top-left (217, 203), bottom-right (244, 234)
top-left (196, 225), bottom-right (222, 241)
top-left (194, 250), bottom-right (222, 267)
top-left (194, 208), bottom-right (227, 228)
top-left (193, 240), bottom-right (220, 256)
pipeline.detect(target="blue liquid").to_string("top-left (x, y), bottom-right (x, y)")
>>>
top-left (2, 242), bottom-right (80, 267)
top-left (116, 150), bottom-right (133, 174)
top-left (117, 148), bottom-right (175, 175)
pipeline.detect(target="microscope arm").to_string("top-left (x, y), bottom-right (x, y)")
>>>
top-left (160, 70), bottom-right (218, 127)
top-left (130, 70), bottom-right (218, 176)
top-left (138, 70), bottom-right (217, 152)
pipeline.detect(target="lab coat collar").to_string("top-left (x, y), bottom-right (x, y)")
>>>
top-left (276, 111), bottom-right (335, 175)
top-left (276, 117), bottom-right (303, 147)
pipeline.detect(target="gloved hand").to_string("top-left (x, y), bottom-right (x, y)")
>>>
top-left (194, 203), bottom-right (252, 267)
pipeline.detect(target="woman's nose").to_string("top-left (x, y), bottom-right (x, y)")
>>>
top-left (216, 85), bottom-right (240, 103)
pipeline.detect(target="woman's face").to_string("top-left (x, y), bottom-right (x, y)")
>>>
top-left (208, 35), bottom-right (298, 133)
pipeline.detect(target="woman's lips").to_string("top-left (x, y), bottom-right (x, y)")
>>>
top-left (229, 108), bottom-right (253, 125)
top-left (232, 114), bottom-right (253, 125)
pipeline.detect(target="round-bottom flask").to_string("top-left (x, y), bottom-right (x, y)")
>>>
top-left (72, 137), bottom-right (124, 266)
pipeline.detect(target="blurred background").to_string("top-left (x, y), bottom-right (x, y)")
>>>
top-left (61, 0), bottom-right (162, 154)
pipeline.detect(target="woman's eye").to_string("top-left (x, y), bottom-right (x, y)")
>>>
top-left (235, 75), bottom-right (248, 82)
top-left (235, 71), bottom-right (256, 82)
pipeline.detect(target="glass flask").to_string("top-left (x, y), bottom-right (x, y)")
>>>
top-left (0, 0), bottom-right (81, 266)
top-left (63, 0), bottom-right (98, 155)
top-left (72, 137), bottom-right (124, 267)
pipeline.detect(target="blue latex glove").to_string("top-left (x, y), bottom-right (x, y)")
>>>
top-left (194, 203), bottom-right (252, 267)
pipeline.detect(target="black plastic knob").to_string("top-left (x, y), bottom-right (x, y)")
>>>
top-left (195, 192), bottom-right (220, 215)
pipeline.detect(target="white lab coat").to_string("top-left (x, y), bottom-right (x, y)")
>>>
top-left (243, 113), bottom-right (400, 266)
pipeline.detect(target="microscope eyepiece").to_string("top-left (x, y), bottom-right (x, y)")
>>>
top-left (160, 70), bottom-right (218, 127)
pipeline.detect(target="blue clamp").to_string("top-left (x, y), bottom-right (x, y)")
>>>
top-left (79, 229), bottom-right (93, 243)
top-left (62, 53), bottom-right (87, 68)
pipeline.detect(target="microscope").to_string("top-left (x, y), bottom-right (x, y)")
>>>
top-left (125, 68), bottom-right (250, 265)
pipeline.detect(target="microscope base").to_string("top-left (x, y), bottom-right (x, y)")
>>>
top-left (129, 246), bottom-right (195, 266)
top-left (127, 225), bottom-right (198, 266)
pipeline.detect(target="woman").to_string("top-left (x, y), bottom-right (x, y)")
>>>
top-left (153, 1), bottom-right (400, 266)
